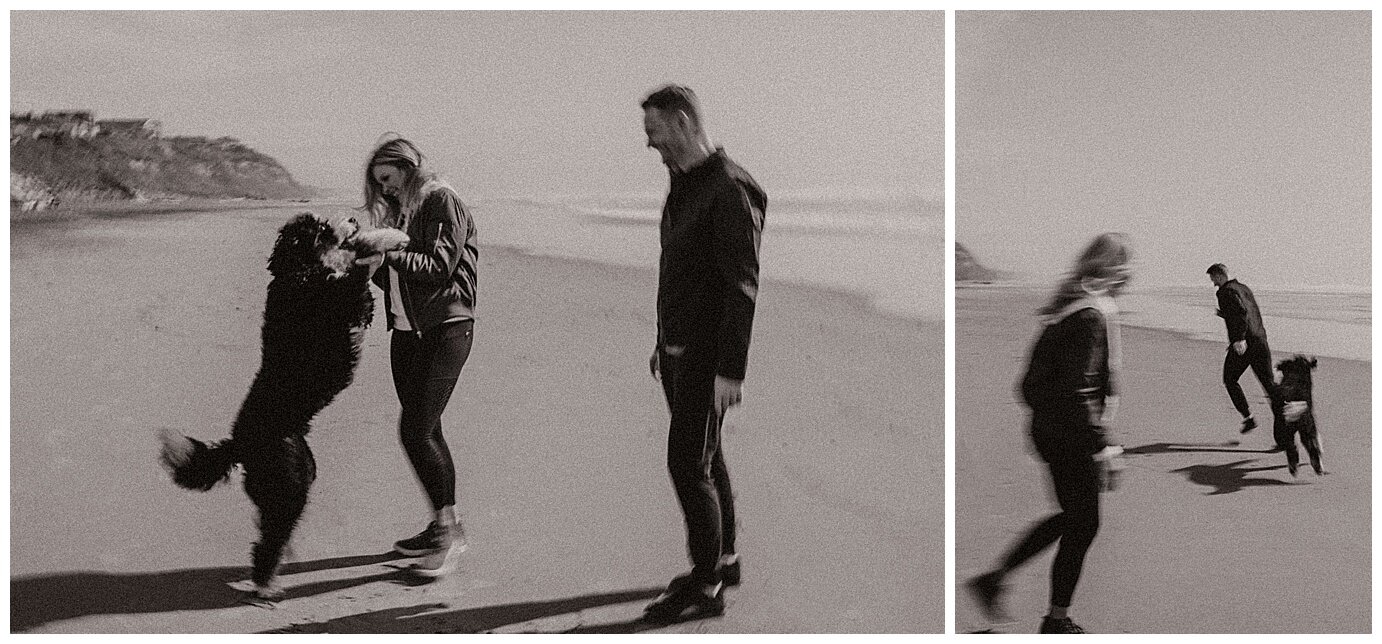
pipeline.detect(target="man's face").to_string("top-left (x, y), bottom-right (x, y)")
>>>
top-left (1209, 273), bottom-right (1227, 288)
top-left (644, 108), bottom-right (685, 168)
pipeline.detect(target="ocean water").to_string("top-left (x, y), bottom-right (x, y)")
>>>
top-left (1119, 286), bottom-right (1370, 363)
top-left (959, 283), bottom-right (1370, 363)
top-left (466, 193), bottom-right (943, 323)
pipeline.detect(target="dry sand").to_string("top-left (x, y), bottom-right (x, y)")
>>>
top-left (9, 204), bottom-right (942, 633)
top-left (954, 286), bottom-right (1371, 634)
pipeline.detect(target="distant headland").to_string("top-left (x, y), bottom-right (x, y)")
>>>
top-left (10, 111), bottom-right (315, 212)
top-left (956, 242), bottom-right (1015, 283)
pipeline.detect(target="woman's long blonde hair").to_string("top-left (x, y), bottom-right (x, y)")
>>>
top-left (1038, 232), bottom-right (1133, 316)
top-left (359, 135), bottom-right (438, 230)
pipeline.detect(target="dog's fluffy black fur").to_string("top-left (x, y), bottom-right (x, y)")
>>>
top-left (158, 212), bottom-right (407, 598)
top-left (1275, 354), bottom-right (1323, 477)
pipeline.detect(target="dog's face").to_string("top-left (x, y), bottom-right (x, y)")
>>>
top-left (268, 212), bottom-right (361, 280)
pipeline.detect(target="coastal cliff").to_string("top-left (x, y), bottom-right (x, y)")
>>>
top-left (11, 112), bottom-right (314, 210)
top-left (956, 242), bottom-right (1007, 282)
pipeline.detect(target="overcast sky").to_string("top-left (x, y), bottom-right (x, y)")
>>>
top-left (958, 11), bottom-right (1370, 289)
top-left (10, 11), bottom-right (942, 202)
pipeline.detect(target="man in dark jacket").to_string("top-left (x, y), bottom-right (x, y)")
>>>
top-left (1208, 263), bottom-right (1279, 437)
top-left (640, 84), bottom-right (766, 622)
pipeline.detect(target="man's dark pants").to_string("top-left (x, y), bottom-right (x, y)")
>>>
top-left (1222, 338), bottom-right (1285, 443)
top-left (660, 344), bottom-right (737, 586)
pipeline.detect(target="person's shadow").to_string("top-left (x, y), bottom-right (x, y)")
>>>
top-left (1169, 459), bottom-right (1295, 496)
top-left (258, 588), bottom-right (667, 633)
top-left (541, 607), bottom-right (723, 633)
top-left (10, 552), bottom-right (410, 632)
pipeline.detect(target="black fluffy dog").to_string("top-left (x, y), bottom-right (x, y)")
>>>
top-left (159, 212), bottom-right (407, 600)
top-left (1275, 355), bottom-right (1323, 477)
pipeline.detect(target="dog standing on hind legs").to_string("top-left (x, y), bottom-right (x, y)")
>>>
top-left (1275, 355), bottom-right (1324, 477)
top-left (159, 212), bottom-right (407, 601)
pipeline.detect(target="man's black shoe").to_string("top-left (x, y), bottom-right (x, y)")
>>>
top-left (644, 579), bottom-right (725, 623)
top-left (1240, 417), bottom-right (1257, 434)
top-left (1265, 444), bottom-right (1286, 453)
top-left (1039, 616), bottom-right (1086, 634)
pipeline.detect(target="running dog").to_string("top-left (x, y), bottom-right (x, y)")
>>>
top-left (159, 212), bottom-right (407, 601)
top-left (1275, 355), bottom-right (1323, 477)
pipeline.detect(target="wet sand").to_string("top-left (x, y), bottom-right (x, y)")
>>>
top-left (954, 286), bottom-right (1371, 633)
top-left (9, 204), bottom-right (942, 633)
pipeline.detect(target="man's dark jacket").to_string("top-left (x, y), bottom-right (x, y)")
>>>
top-left (657, 148), bottom-right (766, 381)
top-left (1215, 279), bottom-right (1268, 344)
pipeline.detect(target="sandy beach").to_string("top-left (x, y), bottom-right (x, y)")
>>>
top-left (954, 286), bottom-right (1371, 633)
top-left (9, 204), bottom-right (942, 633)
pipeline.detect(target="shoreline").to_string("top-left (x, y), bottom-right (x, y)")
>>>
top-left (1124, 316), bottom-right (1371, 367)
top-left (958, 277), bottom-right (1371, 296)
top-left (958, 282), bottom-right (1371, 364)
top-left (12, 198), bottom-right (939, 327)
top-left (497, 242), bottom-right (937, 329)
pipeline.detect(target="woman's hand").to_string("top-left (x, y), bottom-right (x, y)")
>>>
top-left (354, 252), bottom-right (385, 279)
top-left (1094, 445), bottom-right (1125, 492)
top-left (1099, 395), bottom-right (1119, 427)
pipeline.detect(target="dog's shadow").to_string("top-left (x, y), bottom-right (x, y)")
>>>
top-left (259, 588), bottom-right (667, 634)
top-left (10, 552), bottom-right (408, 632)
top-left (1123, 442), bottom-right (1298, 495)
top-left (1169, 459), bottom-right (1295, 496)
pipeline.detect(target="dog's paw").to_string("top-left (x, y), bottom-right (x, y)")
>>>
top-left (227, 578), bottom-right (256, 592)
top-left (236, 581), bottom-right (286, 607)
top-left (350, 228), bottom-right (410, 255)
top-left (255, 582), bottom-right (286, 601)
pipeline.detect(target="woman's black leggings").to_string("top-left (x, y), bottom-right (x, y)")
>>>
top-left (1000, 456), bottom-right (1102, 608)
top-left (390, 319), bottom-right (473, 511)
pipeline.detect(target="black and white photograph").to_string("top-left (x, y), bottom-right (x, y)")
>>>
top-left (9, 10), bottom-right (944, 633)
top-left (954, 10), bottom-right (1370, 634)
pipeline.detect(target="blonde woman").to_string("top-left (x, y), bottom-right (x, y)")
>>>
top-left (360, 136), bottom-right (478, 577)
top-left (968, 233), bottom-right (1132, 634)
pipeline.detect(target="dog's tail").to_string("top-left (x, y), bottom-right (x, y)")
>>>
top-left (158, 428), bottom-right (238, 491)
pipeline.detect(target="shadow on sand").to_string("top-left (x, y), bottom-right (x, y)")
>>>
top-left (10, 552), bottom-right (408, 632)
top-left (543, 605), bottom-right (726, 634)
top-left (260, 588), bottom-right (666, 633)
top-left (1122, 442), bottom-right (1298, 495)
top-left (1169, 459), bottom-right (1295, 495)
top-left (1124, 441), bottom-right (1276, 456)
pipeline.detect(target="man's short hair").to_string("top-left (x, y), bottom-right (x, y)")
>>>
top-left (1206, 263), bottom-right (1228, 277)
top-left (641, 84), bottom-right (702, 127)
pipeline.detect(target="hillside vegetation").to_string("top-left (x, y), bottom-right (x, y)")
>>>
top-left (11, 134), bottom-right (314, 208)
